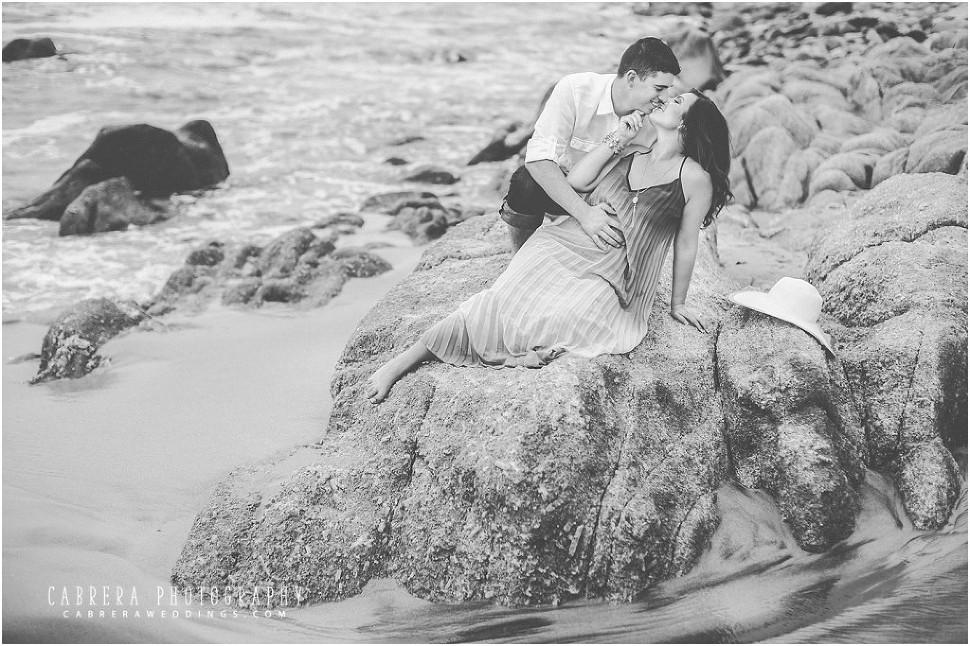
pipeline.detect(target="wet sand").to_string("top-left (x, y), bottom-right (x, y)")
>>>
top-left (2, 245), bottom-right (425, 642)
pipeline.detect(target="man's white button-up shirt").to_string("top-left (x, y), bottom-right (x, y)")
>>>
top-left (525, 72), bottom-right (620, 172)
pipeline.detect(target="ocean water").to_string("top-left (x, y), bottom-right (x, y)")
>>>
top-left (2, 3), bottom-right (967, 643)
top-left (2, 1), bottom-right (653, 322)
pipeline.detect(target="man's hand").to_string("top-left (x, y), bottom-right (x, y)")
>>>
top-left (575, 202), bottom-right (624, 250)
top-left (670, 303), bottom-right (708, 333)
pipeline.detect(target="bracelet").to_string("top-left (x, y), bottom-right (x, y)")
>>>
top-left (603, 131), bottom-right (625, 155)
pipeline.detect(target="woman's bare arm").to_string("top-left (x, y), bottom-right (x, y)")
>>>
top-left (566, 143), bottom-right (621, 192)
top-left (670, 160), bottom-right (713, 332)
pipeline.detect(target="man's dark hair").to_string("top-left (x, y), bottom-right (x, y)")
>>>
top-left (617, 37), bottom-right (680, 79)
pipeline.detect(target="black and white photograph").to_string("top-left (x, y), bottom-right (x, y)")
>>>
top-left (2, 1), bottom-right (967, 642)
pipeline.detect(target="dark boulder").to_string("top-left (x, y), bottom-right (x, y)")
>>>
top-left (360, 191), bottom-right (438, 213)
top-left (185, 241), bottom-right (225, 267)
top-left (313, 213), bottom-right (365, 230)
top-left (847, 16), bottom-right (879, 31)
top-left (814, 2), bottom-right (853, 16)
top-left (4, 121), bottom-right (229, 222)
top-left (231, 244), bottom-right (263, 275)
top-left (259, 228), bottom-right (334, 280)
top-left (875, 24), bottom-right (902, 41)
top-left (426, 49), bottom-right (471, 64)
top-left (467, 121), bottom-right (534, 166)
top-left (312, 212), bottom-right (365, 236)
top-left (31, 298), bottom-right (145, 384)
top-left (389, 205), bottom-right (450, 243)
top-left (146, 266), bottom-right (215, 316)
top-left (58, 177), bottom-right (167, 236)
top-left (402, 164), bottom-right (461, 185)
top-left (2, 37), bottom-right (56, 63)
top-left (388, 135), bottom-right (424, 146)
top-left (467, 83), bottom-right (556, 166)
top-left (331, 248), bottom-right (393, 278)
top-left (175, 120), bottom-right (231, 190)
top-left (383, 195), bottom-right (464, 243)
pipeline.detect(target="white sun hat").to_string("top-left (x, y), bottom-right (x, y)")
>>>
top-left (729, 277), bottom-right (835, 355)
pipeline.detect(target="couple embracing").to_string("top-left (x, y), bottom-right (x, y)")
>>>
top-left (366, 37), bottom-right (732, 403)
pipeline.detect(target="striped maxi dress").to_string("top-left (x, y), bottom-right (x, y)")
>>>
top-left (420, 152), bottom-right (688, 368)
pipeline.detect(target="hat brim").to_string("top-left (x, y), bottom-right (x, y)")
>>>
top-left (730, 291), bottom-right (835, 355)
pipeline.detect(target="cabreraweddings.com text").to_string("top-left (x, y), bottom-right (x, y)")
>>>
top-left (49, 585), bottom-right (291, 619)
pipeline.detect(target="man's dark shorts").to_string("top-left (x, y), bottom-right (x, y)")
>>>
top-left (500, 165), bottom-right (568, 231)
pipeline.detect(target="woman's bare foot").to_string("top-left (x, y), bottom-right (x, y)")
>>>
top-left (363, 341), bottom-right (436, 404)
top-left (364, 359), bottom-right (404, 403)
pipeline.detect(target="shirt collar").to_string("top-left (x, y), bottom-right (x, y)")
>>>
top-left (596, 77), bottom-right (616, 116)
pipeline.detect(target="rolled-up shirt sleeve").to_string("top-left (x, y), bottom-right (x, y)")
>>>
top-left (525, 76), bottom-right (576, 165)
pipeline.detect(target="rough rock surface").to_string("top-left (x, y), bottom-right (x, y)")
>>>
top-left (2, 37), bottom-right (56, 62)
top-left (30, 298), bottom-right (145, 384)
top-left (717, 308), bottom-right (867, 551)
top-left (806, 173), bottom-right (967, 529)
top-left (4, 120), bottom-right (229, 222)
top-left (59, 176), bottom-right (167, 236)
top-left (147, 228), bottom-right (391, 316)
top-left (173, 210), bottom-right (887, 608)
top-left (173, 213), bottom-right (735, 607)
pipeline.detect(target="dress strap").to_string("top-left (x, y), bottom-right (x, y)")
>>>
top-left (678, 156), bottom-right (688, 181)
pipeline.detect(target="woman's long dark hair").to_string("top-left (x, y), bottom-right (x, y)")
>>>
top-left (681, 90), bottom-right (732, 228)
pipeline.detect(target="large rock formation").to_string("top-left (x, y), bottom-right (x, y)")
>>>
top-left (172, 214), bottom-right (732, 607)
top-left (710, 2), bottom-right (967, 210)
top-left (806, 172), bottom-right (968, 529)
top-left (4, 121), bottom-right (229, 222)
top-left (172, 211), bottom-right (883, 608)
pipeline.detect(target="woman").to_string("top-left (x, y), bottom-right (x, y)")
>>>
top-left (365, 90), bottom-right (732, 403)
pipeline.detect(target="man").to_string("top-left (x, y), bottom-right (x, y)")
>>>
top-left (500, 37), bottom-right (681, 252)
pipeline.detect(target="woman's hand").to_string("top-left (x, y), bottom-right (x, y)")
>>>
top-left (617, 110), bottom-right (646, 147)
top-left (670, 303), bottom-right (708, 333)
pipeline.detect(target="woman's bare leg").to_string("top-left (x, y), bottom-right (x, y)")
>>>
top-left (364, 341), bottom-right (436, 403)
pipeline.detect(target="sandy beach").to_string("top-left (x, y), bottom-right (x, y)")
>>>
top-left (2, 242), bottom-right (427, 640)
